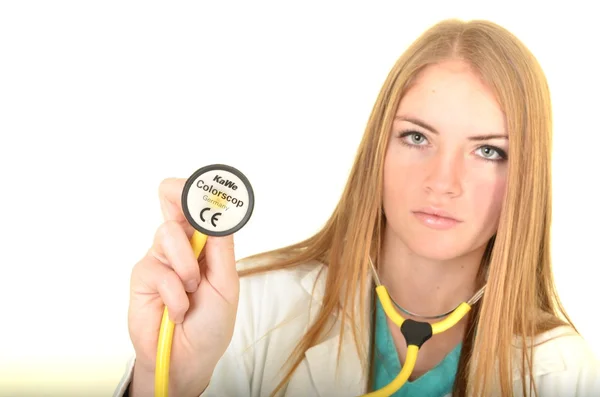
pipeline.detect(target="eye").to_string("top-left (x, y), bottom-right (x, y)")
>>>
top-left (475, 145), bottom-right (506, 161)
top-left (400, 131), bottom-right (429, 146)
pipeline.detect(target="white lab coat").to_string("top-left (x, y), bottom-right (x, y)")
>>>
top-left (114, 258), bottom-right (600, 397)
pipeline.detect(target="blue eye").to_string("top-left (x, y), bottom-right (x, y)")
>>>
top-left (400, 131), bottom-right (429, 146)
top-left (475, 146), bottom-right (506, 161)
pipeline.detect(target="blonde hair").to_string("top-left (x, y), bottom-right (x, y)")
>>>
top-left (240, 18), bottom-right (574, 396)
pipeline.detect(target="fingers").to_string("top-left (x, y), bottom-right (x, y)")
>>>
top-left (151, 220), bottom-right (201, 293)
top-left (201, 234), bottom-right (239, 304)
top-left (157, 177), bottom-right (238, 302)
top-left (131, 220), bottom-right (200, 323)
top-left (137, 257), bottom-right (190, 324)
top-left (158, 178), bottom-right (194, 237)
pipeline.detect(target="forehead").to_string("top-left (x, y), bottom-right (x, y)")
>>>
top-left (396, 60), bottom-right (506, 134)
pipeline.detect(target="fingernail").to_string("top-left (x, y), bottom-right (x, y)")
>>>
top-left (185, 280), bottom-right (198, 293)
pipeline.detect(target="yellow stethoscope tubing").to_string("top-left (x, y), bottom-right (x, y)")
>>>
top-left (361, 344), bottom-right (419, 397)
top-left (374, 285), bottom-right (472, 333)
top-left (155, 230), bottom-right (208, 397)
top-left (360, 286), bottom-right (472, 397)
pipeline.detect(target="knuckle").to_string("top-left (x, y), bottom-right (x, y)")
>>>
top-left (147, 245), bottom-right (168, 266)
top-left (158, 177), bottom-right (185, 200)
top-left (130, 254), bottom-right (162, 291)
top-left (163, 274), bottom-right (189, 311)
top-left (182, 273), bottom-right (198, 286)
top-left (178, 261), bottom-right (199, 283)
top-left (131, 254), bottom-right (151, 278)
top-left (158, 272), bottom-right (171, 289)
top-left (171, 297), bottom-right (189, 315)
top-left (156, 219), bottom-right (181, 240)
top-left (158, 178), bottom-right (177, 197)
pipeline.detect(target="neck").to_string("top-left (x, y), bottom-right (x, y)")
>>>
top-left (378, 228), bottom-right (486, 319)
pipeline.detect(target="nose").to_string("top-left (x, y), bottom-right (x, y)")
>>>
top-left (423, 151), bottom-right (463, 197)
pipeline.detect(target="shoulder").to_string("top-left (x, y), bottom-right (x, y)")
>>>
top-left (199, 259), bottom-right (330, 396)
top-left (516, 325), bottom-right (600, 394)
top-left (235, 255), bottom-right (328, 304)
top-left (221, 255), bottom-right (330, 374)
top-left (232, 255), bottom-right (329, 336)
top-left (531, 325), bottom-right (598, 363)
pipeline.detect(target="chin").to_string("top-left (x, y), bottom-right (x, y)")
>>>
top-left (408, 241), bottom-right (469, 261)
top-left (399, 231), bottom-right (476, 262)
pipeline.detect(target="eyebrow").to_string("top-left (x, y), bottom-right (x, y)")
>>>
top-left (394, 115), bottom-right (508, 141)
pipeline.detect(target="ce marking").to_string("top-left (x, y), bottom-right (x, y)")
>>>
top-left (200, 207), bottom-right (221, 227)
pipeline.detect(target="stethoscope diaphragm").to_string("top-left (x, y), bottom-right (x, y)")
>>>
top-left (181, 164), bottom-right (255, 237)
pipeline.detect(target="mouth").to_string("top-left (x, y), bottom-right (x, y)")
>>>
top-left (413, 207), bottom-right (461, 222)
top-left (412, 207), bottom-right (462, 230)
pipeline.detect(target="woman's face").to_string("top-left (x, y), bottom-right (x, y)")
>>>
top-left (382, 59), bottom-right (508, 261)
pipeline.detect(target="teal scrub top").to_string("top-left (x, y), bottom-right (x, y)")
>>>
top-left (372, 298), bottom-right (462, 396)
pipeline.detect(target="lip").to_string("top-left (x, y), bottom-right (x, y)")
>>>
top-left (413, 207), bottom-right (460, 221)
top-left (412, 207), bottom-right (462, 230)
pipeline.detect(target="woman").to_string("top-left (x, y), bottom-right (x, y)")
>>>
top-left (116, 18), bottom-right (600, 396)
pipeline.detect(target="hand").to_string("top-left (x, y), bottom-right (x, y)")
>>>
top-left (127, 178), bottom-right (239, 396)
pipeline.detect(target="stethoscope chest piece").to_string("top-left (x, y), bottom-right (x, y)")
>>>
top-left (181, 164), bottom-right (255, 236)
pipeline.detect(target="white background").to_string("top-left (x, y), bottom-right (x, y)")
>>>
top-left (1, 1), bottom-right (598, 396)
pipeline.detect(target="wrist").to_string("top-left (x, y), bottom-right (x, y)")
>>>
top-left (129, 364), bottom-right (154, 397)
top-left (129, 361), bottom-right (212, 397)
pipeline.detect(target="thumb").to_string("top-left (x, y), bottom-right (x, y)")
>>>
top-left (200, 234), bottom-right (239, 303)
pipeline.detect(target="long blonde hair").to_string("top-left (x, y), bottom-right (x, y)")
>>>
top-left (240, 18), bottom-right (574, 396)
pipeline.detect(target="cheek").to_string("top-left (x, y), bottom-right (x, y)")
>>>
top-left (382, 152), bottom-right (420, 209)
top-left (470, 173), bottom-right (507, 225)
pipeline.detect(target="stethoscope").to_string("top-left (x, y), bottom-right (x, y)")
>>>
top-left (361, 257), bottom-right (486, 397)
top-left (153, 164), bottom-right (486, 397)
top-left (154, 164), bottom-right (256, 397)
